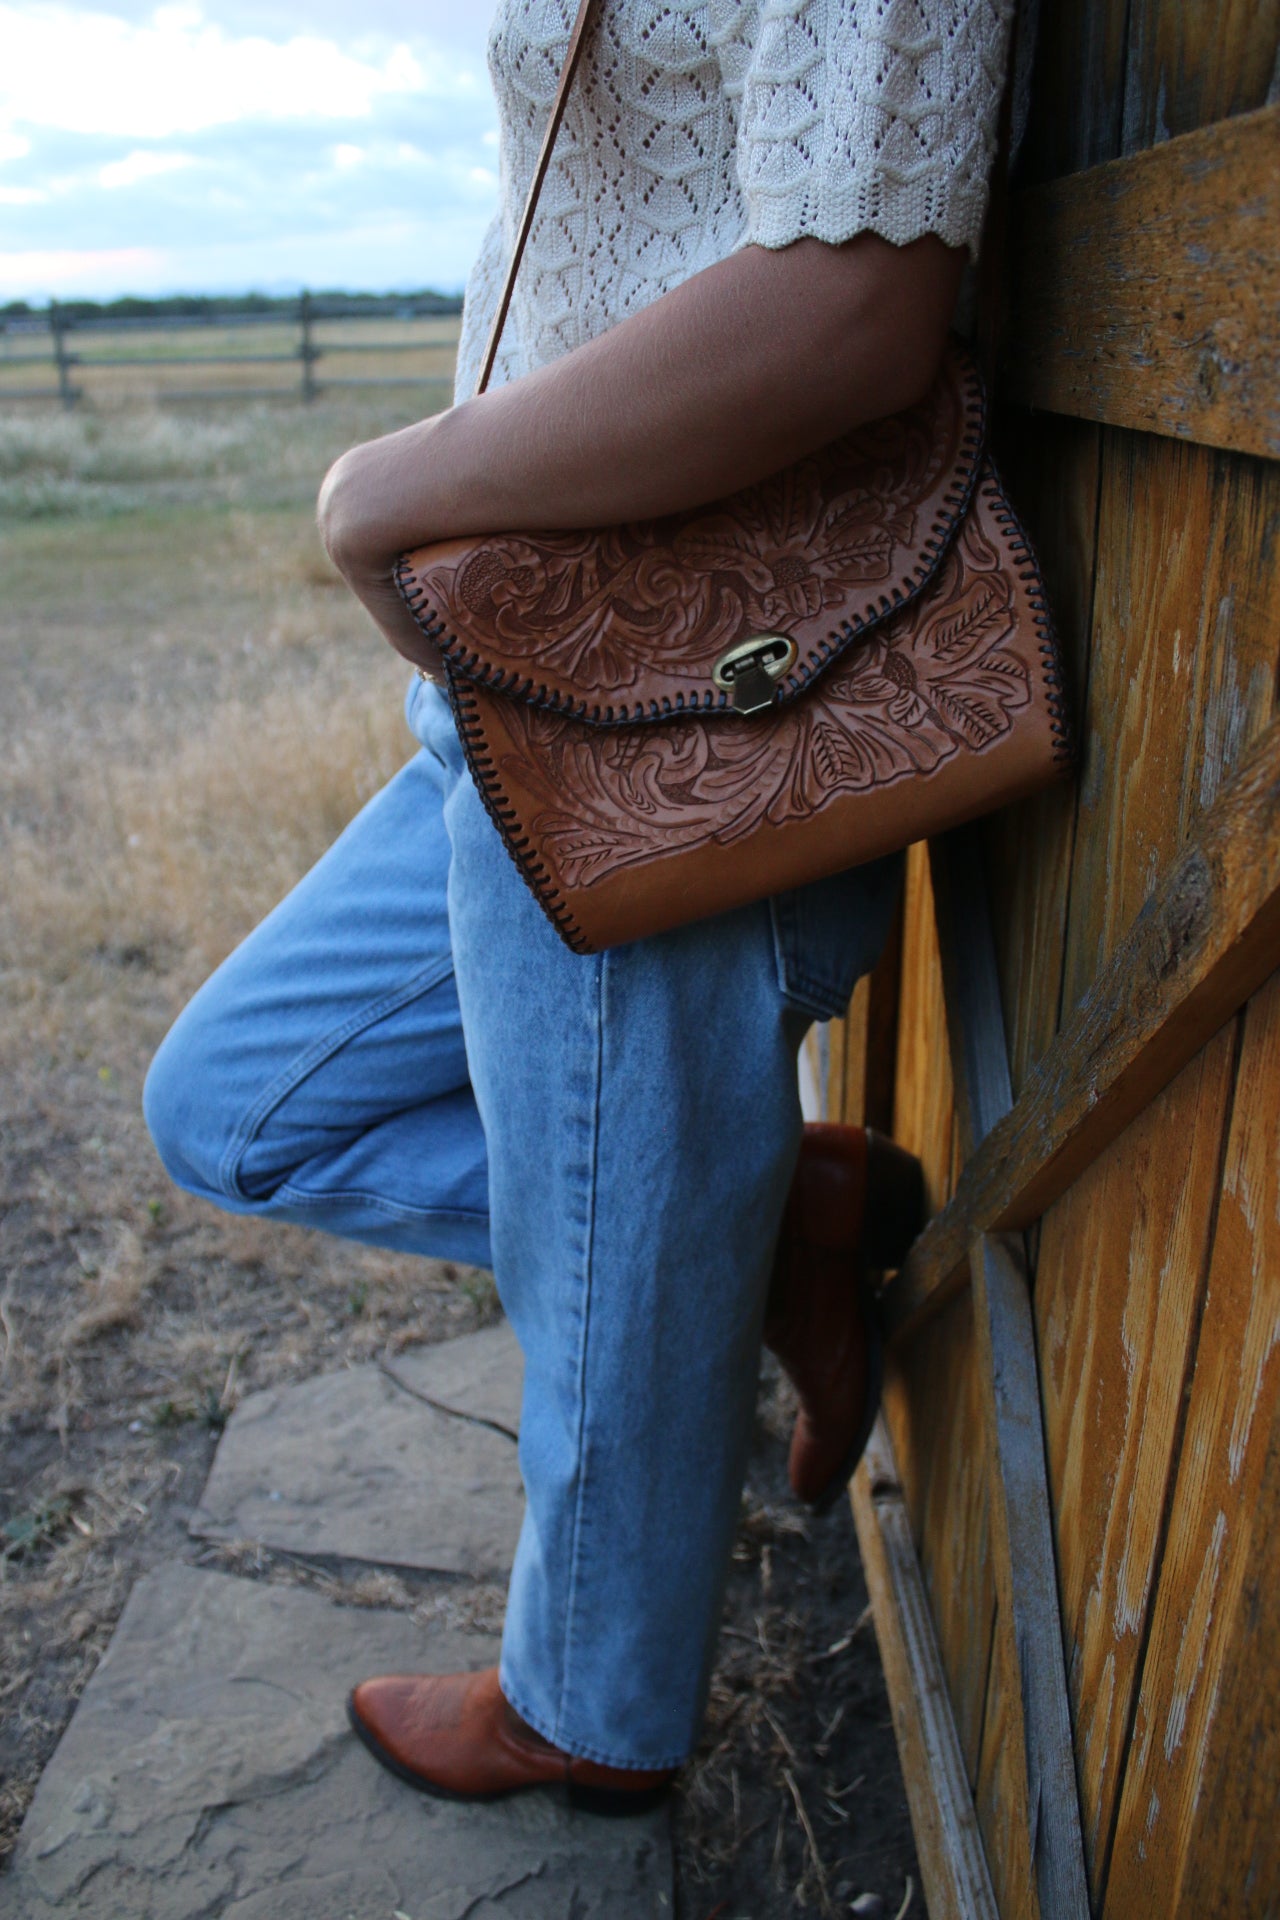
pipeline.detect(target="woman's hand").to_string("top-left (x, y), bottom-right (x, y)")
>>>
top-left (318, 231), bottom-right (966, 662)
top-left (317, 412), bottom-right (455, 675)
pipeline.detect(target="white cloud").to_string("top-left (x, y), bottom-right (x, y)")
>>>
top-left (0, 3), bottom-right (500, 299)
top-left (0, 2), bottom-right (470, 140)
top-left (0, 245), bottom-right (160, 292)
top-left (382, 43), bottom-right (423, 91)
top-left (98, 148), bottom-right (194, 189)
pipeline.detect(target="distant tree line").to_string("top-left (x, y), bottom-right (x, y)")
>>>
top-left (2, 290), bottom-right (464, 325)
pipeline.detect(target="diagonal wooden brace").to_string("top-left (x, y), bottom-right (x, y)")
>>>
top-left (883, 711), bottom-right (1280, 1348)
top-left (928, 824), bottom-right (1091, 1920)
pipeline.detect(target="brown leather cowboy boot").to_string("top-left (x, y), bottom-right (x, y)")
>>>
top-left (347, 1667), bottom-right (675, 1814)
top-left (764, 1123), bottom-right (924, 1509)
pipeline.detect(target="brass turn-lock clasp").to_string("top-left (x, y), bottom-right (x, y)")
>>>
top-left (712, 633), bottom-right (798, 716)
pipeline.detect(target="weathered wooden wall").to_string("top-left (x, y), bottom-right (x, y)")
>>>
top-left (828, 7), bottom-right (1280, 1914)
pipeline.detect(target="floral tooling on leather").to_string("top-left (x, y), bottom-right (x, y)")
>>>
top-left (419, 353), bottom-right (975, 709)
top-left (489, 497), bottom-right (1031, 889)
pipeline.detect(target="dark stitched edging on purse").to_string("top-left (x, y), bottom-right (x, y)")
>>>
top-left (446, 661), bottom-right (595, 952)
top-left (981, 462), bottom-right (1074, 770)
top-left (394, 346), bottom-right (989, 729)
top-left (441, 462), bottom-right (1071, 959)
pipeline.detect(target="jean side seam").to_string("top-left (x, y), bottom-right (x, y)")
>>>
top-left (216, 955), bottom-right (457, 1201)
top-left (553, 952), bottom-right (605, 1749)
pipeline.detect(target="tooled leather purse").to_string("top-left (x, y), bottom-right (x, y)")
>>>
top-left (394, 0), bottom-right (1071, 954)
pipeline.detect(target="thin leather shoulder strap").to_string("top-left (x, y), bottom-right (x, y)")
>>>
top-left (473, 0), bottom-right (600, 396)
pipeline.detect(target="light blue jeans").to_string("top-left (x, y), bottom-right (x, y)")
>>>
top-left (144, 677), bottom-right (900, 1769)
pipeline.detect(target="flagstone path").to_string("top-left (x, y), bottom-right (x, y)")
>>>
top-left (2, 1324), bottom-right (674, 1919)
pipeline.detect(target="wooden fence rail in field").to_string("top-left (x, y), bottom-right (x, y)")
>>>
top-left (0, 292), bottom-right (464, 406)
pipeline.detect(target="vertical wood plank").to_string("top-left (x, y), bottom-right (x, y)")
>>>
top-left (863, 894), bottom-right (904, 1137)
top-left (975, 1602), bottom-right (1042, 1920)
top-left (1104, 968), bottom-right (1280, 1916)
top-left (892, 844), bottom-right (956, 1211)
top-left (852, 1417), bottom-right (1001, 1920)
top-left (1033, 1028), bottom-right (1238, 1895)
top-left (883, 1293), bottom-right (997, 1781)
top-left (1123, 0), bottom-right (1280, 151)
top-left (882, 848), bottom-right (998, 1827)
top-left (1017, 0), bottom-right (1129, 184)
top-left (1177, 454), bottom-right (1280, 832)
top-left (825, 992), bottom-right (856, 1123)
top-left (984, 412), bottom-right (1101, 1092)
top-left (1061, 428), bottom-right (1201, 1009)
top-left (968, 1232), bottom-right (1090, 1920)
top-left (829, 893), bottom-right (905, 1132)
top-left (1061, 435), bottom-right (1279, 1014)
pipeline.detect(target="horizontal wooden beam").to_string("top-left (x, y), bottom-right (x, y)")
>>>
top-left (884, 712), bottom-right (1280, 1343)
top-left (851, 1416), bottom-right (1000, 1920)
top-left (1005, 103), bottom-right (1280, 459)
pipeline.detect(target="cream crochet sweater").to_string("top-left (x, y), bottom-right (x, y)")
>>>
top-left (455, 0), bottom-right (1013, 399)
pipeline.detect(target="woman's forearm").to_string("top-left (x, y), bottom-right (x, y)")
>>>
top-left (318, 230), bottom-right (964, 659)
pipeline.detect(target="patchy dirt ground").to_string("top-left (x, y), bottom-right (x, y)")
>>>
top-left (0, 1047), bottom-right (502, 1865)
top-left (676, 1360), bottom-right (919, 1920)
top-left (0, 390), bottom-right (921, 1917)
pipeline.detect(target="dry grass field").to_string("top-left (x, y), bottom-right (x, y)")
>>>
top-left (0, 343), bottom-right (918, 1915)
top-left (0, 343), bottom-right (509, 1859)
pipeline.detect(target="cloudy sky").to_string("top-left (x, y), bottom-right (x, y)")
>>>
top-left (0, 1), bottom-right (501, 301)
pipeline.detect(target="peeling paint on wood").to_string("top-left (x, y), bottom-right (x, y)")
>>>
top-left (1063, 434), bottom-right (1279, 1015)
top-left (1104, 976), bottom-right (1280, 1914)
top-left (1033, 1032), bottom-right (1236, 1893)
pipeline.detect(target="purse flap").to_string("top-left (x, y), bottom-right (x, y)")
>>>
top-left (396, 339), bottom-right (985, 724)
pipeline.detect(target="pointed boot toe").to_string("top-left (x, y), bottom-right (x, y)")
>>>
top-left (347, 1666), bottom-right (675, 1814)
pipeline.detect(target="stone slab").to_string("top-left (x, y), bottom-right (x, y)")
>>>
top-left (191, 1324), bottom-right (525, 1577)
top-left (2, 1564), bottom-right (673, 1920)
top-left (386, 1319), bottom-right (523, 1436)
